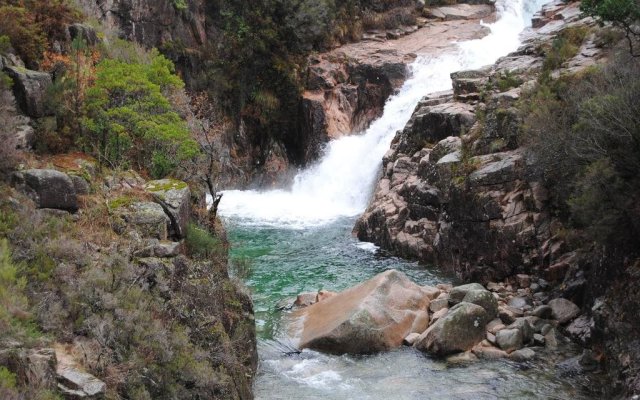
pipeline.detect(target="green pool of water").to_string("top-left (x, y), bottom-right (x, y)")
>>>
top-left (224, 216), bottom-right (604, 399)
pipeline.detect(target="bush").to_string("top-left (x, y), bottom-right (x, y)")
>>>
top-left (185, 223), bottom-right (224, 259)
top-left (83, 52), bottom-right (198, 175)
top-left (522, 49), bottom-right (640, 248)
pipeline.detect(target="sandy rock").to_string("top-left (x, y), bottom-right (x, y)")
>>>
top-left (473, 345), bottom-right (509, 359)
top-left (414, 302), bottom-right (488, 356)
top-left (294, 292), bottom-right (318, 308)
top-left (429, 298), bottom-right (449, 312)
top-left (447, 351), bottom-right (479, 363)
top-left (295, 270), bottom-right (433, 354)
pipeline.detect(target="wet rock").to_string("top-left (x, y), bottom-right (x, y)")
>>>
top-left (509, 347), bottom-right (535, 361)
top-left (18, 169), bottom-right (78, 212)
top-left (414, 302), bottom-right (488, 356)
top-left (447, 351), bottom-right (479, 363)
top-left (146, 179), bottom-right (191, 239)
top-left (296, 270), bottom-right (435, 354)
top-left (495, 328), bottom-right (523, 353)
top-left (548, 298), bottom-right (580, 324)
top-left (4, 66), bottom-right (53, 117)
top-left (507, 296), bottom-right (531, 309)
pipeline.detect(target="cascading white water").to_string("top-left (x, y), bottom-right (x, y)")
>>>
top-left (219, 0), bottom-right (548, 228)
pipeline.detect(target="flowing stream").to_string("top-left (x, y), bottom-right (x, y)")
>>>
top-left (218, 0), bottom-right (601, 398)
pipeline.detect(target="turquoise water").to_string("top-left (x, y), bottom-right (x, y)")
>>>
top-left (224, 216), bottom-right (603, 399)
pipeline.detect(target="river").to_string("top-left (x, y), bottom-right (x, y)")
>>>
top-left (218, 0), bottom-right (601, 397)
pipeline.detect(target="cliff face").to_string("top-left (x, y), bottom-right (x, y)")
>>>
top-left (354, 1), bottom-right (640, 395)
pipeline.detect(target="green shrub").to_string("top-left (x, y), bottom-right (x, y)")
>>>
top-left (541, 26), bottom-right (590, 73)
top-left (185, 223), bottom-right (223, 259)
top-left (522, 50), bottom-right (640, 248)
top-left (83, 52), bottom-right (198, 175)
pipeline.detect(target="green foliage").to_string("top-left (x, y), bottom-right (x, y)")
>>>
top-left (541, 26), bottom-right (590, 73)
top-left (495, 70), bottom-right (523, 91)
top-left (185, 223), bottom-right (223, 259)
top-left (83, 52), bottom-right (198, 175)
top-left (0, 366), bottom-right (16, 389)
top-left (522, 50), bottom-right (640, 248)
top-left (0, 5), bottom-right (46, 68)
top-left (0, 0), bottom-right (80, 68)
top-left (581, 0), bottom-right (640, 55)
top-left (172, 0), bottom-right (188, 10)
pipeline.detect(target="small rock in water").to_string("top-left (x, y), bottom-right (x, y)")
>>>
top-left (510, 348), bottom-right (536, 361)
top-left (447, 351), bottom-right (479, 364)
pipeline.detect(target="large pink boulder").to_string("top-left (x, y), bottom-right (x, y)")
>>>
top-left (294, 269), bottom-right (440, 354)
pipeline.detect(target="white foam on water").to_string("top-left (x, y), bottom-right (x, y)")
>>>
top-left (218, 0), bottom-right (547, 229)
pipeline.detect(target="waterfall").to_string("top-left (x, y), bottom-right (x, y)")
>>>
top-left (218, 0), bottom-right (548, 228)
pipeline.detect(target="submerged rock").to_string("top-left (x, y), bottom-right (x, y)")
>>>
top-left (295, 269), bottom-right (438, 354)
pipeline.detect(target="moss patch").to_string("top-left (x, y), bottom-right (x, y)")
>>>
top-left (145, 179), bottom-right (188, 193)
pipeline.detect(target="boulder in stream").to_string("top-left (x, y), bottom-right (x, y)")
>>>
top-left (295, 269), bottom-right (439, 354)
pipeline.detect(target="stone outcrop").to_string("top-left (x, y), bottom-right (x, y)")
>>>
top-left (112, 201), bottom-right (170, 240)
top-left (145, 179), bottom-right (191, 239)
top-left (295, 269), bottom-right (439, 354)
top-left (4, 67), bottom-right (53, 118)
top-left (354, 2), bottom-right (604, 283)
top-left (15, 169), bottom-right (78, 212)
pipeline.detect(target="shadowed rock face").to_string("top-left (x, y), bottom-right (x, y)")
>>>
top-left (295, 269), bottom-right (440, 354)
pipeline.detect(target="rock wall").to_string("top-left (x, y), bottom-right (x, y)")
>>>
top-left (355, 1), bottom-right (640, 395)
top-left (355, 1), bottom-right (598, 282)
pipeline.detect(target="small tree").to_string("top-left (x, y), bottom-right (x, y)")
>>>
top-left (581, 0), bottom-right (640, 56)
top-left (82, 51), bottom-right (198, 176)
top-left (180, 92), bottom-right (228, 222)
